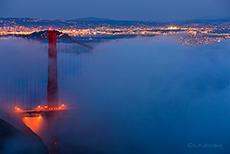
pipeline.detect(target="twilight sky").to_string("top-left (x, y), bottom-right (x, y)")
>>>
top-left (0, 0), bottom-right (230, 21)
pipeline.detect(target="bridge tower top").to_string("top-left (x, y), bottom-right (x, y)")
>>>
top-left (48, 30), bottom-right (57, 58)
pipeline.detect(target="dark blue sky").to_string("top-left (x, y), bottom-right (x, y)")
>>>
top-left (0, 0), bottom-right (230, 21)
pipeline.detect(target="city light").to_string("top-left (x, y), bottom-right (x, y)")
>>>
top-left (1, 19), bottom-right (230, 47)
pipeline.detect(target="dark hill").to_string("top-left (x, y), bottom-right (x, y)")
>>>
top-left (0, 118), bottom-right (48, 154)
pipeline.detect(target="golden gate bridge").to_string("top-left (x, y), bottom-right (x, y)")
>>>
top-left (0, 29), bottom-right (93, 117)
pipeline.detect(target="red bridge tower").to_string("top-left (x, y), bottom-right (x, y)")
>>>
top-left (47, 30), bottom-right (58, 108)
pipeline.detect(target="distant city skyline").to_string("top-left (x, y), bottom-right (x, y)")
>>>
top-left (0, 0), bottom-right (230, 21)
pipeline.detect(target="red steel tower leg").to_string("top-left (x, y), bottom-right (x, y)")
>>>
top-left (47, 30), bottom-right (58, 108)
top-left (46, 30), bottom-right (60, 152)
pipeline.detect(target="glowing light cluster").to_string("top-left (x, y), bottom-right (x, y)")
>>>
top-left (15, 106), bottom-right (21, 111)
top-left (15, 104), bottom-right (67, 117)
top-left (35, 104), bottom-right (67, 111)
top-left (15, 104), bottom-right (67, 112)
top-left (167, 26), bottom-right (179, 30)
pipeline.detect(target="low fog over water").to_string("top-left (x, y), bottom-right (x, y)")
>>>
top-left (1, 36), bottom-right (230, 153)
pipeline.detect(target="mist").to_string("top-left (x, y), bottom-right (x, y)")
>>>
top-left (1, 36), bottom-right (230, 153)
top-left (51, 36), bottom-right (230, 153)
